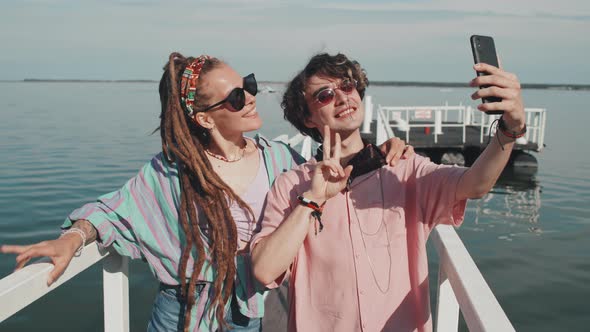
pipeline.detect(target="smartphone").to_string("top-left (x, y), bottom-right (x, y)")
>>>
top-left (470, 35), bottom-right (503, 115)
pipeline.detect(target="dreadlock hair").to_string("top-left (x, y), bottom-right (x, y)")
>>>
top-left (157, 52), bottom-right (255, 331)
top-left (281, 52), bottom-right (369, 142)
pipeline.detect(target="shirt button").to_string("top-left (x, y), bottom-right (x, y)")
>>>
top-left (355, 252), bottom-right (360, 258)
top-left (362, 323), bottom-right (367, 329)
top-left (359, 290), bottom-right (364, 295)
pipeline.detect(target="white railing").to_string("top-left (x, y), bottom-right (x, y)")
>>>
top-left (375, 103), bottom-right (547, 152)
top-left (273, 133), bottom-right (314, 160)
top-left (432, 225), bottom-right (515, 332)
top-left (376, 106), bottom-right (397, 146)
top-left (524, 108), bottom-right (547, 150)
top-left (376, 105), bottom-right (469, 145)
top-left (0, 226), bottom-right (513, 332)
top-left (0, 132), bottom-right (514, 332)
top-left (467, 107), bottom-right (547, 151)
top-left (0, 244), bottom-right (129, 332)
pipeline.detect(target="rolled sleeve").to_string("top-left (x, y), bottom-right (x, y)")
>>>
top-left (62, 189), bottom-right (143, 259)
top-left (412, 156), bottom-right (468, 230)
top-left (250, 170), bottom-right (303, 288)
top-left (61, 153), bottom-right (179, 260)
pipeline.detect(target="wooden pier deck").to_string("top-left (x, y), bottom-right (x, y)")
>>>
top-left (262, 285), bottom-right (289, 331)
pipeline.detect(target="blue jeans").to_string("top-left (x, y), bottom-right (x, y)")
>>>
top-left (225, 289), bottom-right (262, 332)
top-left (147, 283), bottom-right (262, 331)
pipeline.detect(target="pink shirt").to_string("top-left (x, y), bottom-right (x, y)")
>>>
top-left (251, 155), bottom-right (467, 332)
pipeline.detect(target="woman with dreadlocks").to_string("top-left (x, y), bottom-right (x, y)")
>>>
top-left (1, 52), bottom-right (412, 331)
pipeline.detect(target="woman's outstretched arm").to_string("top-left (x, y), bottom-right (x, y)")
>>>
top-left (0, 219), bottom-right (98, 285)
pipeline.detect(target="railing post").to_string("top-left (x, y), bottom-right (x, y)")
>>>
top-left (539, 110), bottom-right (546, 151)
top-left (406, 109), bottom-right (410, 143)
top-left (103, 254), bottom-right (130, 332)
top-left (434, 109), bottom-right (443, 145)
top-left (362, 95), bottom-right (373, 134)
top-left (435, 257), bottom-right (460, 332)
top-left (376, 106), bottom-right (387, 145)
top-left (531, 112), bottom-right (541, 144)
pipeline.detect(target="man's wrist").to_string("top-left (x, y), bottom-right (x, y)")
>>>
top-left (500, 115), bottom-right (526, 132)
top-left (301, 191), bottom-right (326, 206)
top-left (498, 116), bottom-right (527, 139)
top-left (297, 194), bottom-right (326, 233)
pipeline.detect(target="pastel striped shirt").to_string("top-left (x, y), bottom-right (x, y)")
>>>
top-left (61, 134), bottom-right (304, 331)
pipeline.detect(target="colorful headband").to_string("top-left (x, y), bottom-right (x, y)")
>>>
top-left (180, 55), bottom-right (210, 116)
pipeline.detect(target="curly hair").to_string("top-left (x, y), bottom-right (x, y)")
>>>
top-left (157, 52), bottom-right (254, 331)
top-left (281, 52), bottom-right (369, 142)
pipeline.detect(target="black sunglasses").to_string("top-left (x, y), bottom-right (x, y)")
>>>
top-left (201, 73), bottom-right (257, 112)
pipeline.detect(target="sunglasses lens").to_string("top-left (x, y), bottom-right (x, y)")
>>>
top-left (244, 74), bottom-right (258, 96)
top-left (316, 89), bottom-right (335, 104)
top-left (228, 88), bottom-right (246, 111)
top-left (341, 80), bottom-right (356, 93)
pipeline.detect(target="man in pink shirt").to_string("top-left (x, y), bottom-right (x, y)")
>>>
top-left (251, 53), bottom-right (526, 331)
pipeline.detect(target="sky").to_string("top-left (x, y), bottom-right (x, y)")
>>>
top-left (1, 0), bottom-right (589, 84)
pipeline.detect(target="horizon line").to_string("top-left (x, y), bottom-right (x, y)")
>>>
top-left (1, 79), bottom-right (589, 90)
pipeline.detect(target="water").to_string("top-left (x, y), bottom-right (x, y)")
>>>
top-left (0, 82), bottom-right (589, 331)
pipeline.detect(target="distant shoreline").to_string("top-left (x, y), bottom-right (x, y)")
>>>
top-left (370, 81), bottom-right (590, 91)
top-left (1, 79), bottom-right (588, 91)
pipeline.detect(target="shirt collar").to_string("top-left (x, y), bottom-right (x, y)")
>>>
top-left (254, 133), bottom-right (272, 149)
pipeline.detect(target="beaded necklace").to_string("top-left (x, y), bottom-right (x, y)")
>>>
top-left (205, 139), bottom-right (247, 163)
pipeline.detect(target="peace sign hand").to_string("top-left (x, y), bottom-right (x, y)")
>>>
top-left (305, 126), bottom-right (353, 204)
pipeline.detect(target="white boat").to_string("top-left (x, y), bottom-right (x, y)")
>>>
top-left (259, 85), bottom-right (277, 94)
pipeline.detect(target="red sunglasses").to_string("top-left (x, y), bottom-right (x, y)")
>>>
top-left (312, 79), bottom-right (358, 105)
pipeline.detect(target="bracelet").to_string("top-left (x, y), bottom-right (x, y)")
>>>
top-left (497, 117), bottom-right (527, 139)
top-left (61, 228), bottom-right (86, 257)
top-left (297, 195), bottom-right (325, 233)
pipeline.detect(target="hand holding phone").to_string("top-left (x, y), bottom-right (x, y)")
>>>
top-left (470, 35), bottom-right (503, 115)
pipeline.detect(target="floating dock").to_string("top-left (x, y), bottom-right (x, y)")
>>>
top-left (360, 99), bottom-right (547, 168)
